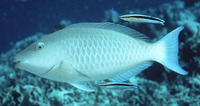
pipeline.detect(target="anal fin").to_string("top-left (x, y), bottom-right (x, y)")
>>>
top-left (109, 62), bottom-right (153, 82)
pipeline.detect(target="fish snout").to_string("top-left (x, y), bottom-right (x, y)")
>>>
top-left (13, 56), bottom-right (22, 66)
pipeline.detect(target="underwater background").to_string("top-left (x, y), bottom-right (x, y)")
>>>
top-left (0, 0), bottom-right (200, 105)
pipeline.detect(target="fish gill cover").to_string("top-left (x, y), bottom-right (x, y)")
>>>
top-left (0, 0), bottom-right (200, 105)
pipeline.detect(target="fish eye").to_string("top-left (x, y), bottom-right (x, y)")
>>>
top-left (36, 42), bottom-right (45, 51)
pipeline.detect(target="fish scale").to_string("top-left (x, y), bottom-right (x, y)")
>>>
top-left (64, 28), bottom-right (149, 80)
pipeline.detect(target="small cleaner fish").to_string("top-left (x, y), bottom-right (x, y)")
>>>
top-left (13, 22), bottom-right (188, 92)
top-left (99, 82), bottom-right (138, 89)
top-left (120, 14), bottom-right (165, 25)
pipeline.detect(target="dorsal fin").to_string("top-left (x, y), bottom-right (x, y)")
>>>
top-left (66, 22), bottom-right (149, 41)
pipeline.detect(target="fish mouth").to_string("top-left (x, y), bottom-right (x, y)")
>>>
top-left (15, 61), bottom-right (21, 66)
top-left (13, 57), bottom-right (22, 67)
top-left (13, 56), bottom-right (54, 76)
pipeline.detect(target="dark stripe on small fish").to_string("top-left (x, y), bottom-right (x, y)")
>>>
top-left (99, 82), bottom-right (138, 89)
top-left (100, 83), bottom-right (134, 86)
top-left (120, 15), bottom-right (164, 22)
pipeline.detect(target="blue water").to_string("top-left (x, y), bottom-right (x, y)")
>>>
top-left (0, 0), bottom-right (178, 54)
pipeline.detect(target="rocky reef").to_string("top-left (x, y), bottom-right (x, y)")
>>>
top-left (0, 1), bottom-right (200, 105)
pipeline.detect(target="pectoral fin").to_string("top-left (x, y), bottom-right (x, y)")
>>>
top-left (70, 82), bottom-right (95, 92)
top-left (61, 61), bottom-right (90, 78)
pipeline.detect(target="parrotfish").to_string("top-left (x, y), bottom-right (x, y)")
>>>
top-left (13, 22), bottom-right (188, 92)
top-left (120, 14), bottom-right (165, 25)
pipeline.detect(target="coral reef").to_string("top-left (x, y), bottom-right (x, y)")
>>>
top-left (0, 1), bottom-right (200, 105)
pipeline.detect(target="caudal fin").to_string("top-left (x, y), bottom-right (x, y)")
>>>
top-left (155, 26), bottom-right (188, 75)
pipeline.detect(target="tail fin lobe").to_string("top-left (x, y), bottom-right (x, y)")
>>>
top-left (155, 26), bottom-right (188, 75)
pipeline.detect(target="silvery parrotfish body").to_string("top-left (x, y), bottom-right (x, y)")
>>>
top-left (13, 22), bottom-right (188, 92)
